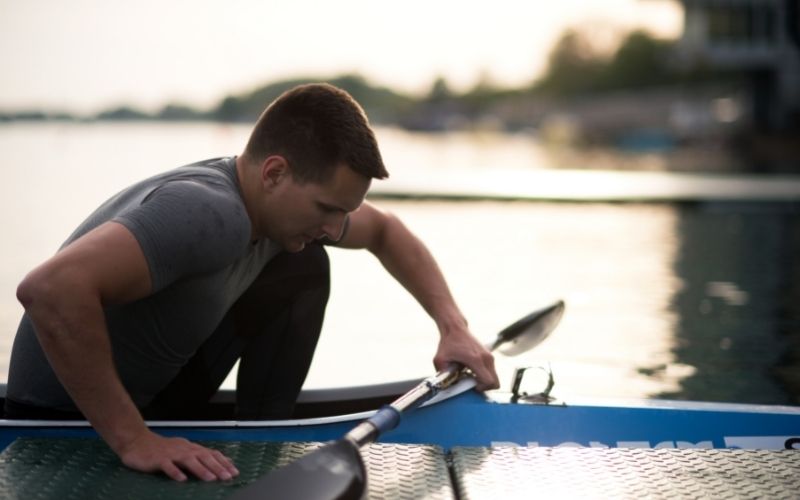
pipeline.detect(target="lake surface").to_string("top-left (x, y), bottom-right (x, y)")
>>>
top-left (1, 122), bottom-right (798, 405)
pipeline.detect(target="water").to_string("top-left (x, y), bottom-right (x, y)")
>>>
top-left (1, 122), bottom-right (798, 405)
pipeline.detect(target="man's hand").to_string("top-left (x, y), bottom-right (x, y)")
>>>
top-left (118, 430), bottom-right (239, 482)
top-left (433, 326), bottom-right (500, 392)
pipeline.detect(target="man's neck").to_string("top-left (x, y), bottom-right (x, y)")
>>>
top-left (235, 155), bottom-right (262, 241)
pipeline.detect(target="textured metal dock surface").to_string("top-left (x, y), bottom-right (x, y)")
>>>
top-left (1, 438), bottom-right (799, 499)
top-left (0, 438), bottom-right (452, 499)
top-left (452, 447), bottom-right (800, 500)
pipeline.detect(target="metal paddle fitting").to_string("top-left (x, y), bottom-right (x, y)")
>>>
top-left (511, 365), bottom-right (556, 404)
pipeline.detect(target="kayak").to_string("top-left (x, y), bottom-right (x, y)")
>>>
top-left (1, 381), bottom-right (798, 452)
top-left (1, 301), bottom-right (797, 498)
top-left (0, 381), bottom-right (798, 500)
top-left (0, 299), bottom-right (569, 453)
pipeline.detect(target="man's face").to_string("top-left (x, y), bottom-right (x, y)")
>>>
top-left (266, 163), bottom-right (370, 252)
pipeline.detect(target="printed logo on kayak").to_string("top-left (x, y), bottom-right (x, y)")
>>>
top-left (492, 436), bottom-right (800, 450)
top-left (724, 436), bottom-right (800, 450)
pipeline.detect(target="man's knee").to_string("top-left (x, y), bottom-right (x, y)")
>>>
top-left (233, 243), bottom-right (330, 325)
top-left (246, 244), bottom-right (329, 292)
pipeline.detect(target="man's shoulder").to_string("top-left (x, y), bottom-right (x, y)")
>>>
top-left (162, 156), bottom-right (239, 189)
top-left (118, 157), bottom-right (251, 254)
top-left (107, 157), bottom-right (238, 207)
top-left (113, 162), bottom-right (253, 288)
top-left (141, 178), bottom-right (249, 239)
top-left (144, 157), bottom-right (243, 207)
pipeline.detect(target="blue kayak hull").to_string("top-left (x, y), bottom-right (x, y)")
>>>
top-left (2, 391), bottom-right (798, 452)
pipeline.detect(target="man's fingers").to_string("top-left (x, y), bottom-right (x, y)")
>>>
top-left (197, 452), bottom-right (237, 480)
top-left (213, 449), bottom-right (240, 477)
top-left (180, 456), bottom-right (218, 482)
top-left (160, 461), bottom-right (188, 482)
top-left (473, 353), bottom-right (500, 391)
top-left (208, 449), bottom-right (239, 475)
top-left (118, 432), bottom-right (240, 482)
top-left (436, 348), bottom-right (500, 391)
top-left (180, 446), bottom-right (240, 481)
top-left (475, 377), bottom-right (500, 391)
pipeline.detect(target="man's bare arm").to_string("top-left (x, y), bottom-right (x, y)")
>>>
top-left (336, 203), bottom-right (499, 390)
top-left (16, 221), bottom-right (239, 481)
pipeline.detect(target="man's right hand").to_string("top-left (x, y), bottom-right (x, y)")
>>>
top-left (118, 430), bottom-right (240, 482)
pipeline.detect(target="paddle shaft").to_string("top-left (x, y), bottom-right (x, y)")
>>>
top-left (343, 300), bottom-right (565, 446)
top-left (344, 363), bottom-right (464, 446)
top-left (226, 301), bottom-right (565, 500)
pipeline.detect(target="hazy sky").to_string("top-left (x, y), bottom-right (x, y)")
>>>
top-left (0, 0), bottom-right (682, 114)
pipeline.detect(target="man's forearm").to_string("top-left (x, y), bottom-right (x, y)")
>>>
top-left (366, 212), bottom-right (499, 389)
top-left (23, 294), bottom-right (148, 454)
top-left (14, 223), bottom-right (240, 482)
top-left (368, 213), bottom-right (466, 331)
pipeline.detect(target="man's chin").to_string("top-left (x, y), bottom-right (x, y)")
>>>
top-left (283, 240), bottom-right (306, 253)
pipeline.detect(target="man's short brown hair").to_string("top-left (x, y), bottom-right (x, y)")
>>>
top-left (243, 83), bottom-right (389, 183)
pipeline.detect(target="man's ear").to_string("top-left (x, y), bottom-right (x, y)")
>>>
top-left (261, 156), bottom-right (290, 189)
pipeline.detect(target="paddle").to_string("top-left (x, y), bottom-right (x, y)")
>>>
top-left (228, 300), bottom-right (565, 500)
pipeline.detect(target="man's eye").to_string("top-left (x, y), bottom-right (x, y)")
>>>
top-left (322, 201), bottom-right (349, 213)
top-left (319, 204), bottom-right (337, 213)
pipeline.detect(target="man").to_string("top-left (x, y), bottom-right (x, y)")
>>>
top-left (6, 83), bottom-right (499, 482)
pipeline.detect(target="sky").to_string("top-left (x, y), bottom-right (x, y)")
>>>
top-left (0, 0), bottom-right (683, 114)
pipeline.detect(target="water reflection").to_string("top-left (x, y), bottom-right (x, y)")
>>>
top-left (307, 202), bottom-right (685, 401)
top-left (653, 202), bottom-right (800, 404)
top-left (1, 122), bottom-right (798, 405)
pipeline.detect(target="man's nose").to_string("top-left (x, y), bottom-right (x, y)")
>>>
top-left (320, 213), bottom-right (348, 242)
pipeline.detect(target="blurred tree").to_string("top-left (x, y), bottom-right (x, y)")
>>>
top-left (533, 28), bottom-right (692, 96)
top-left (95, 106), bottom-right (150, 121)
top-left (157, 104), bottom-right (204, 121)
top-left (328, 74), bottom-right (413, 122)
top-left (536, 29), bottom-right (607, 95)
top-left (213, 96), bottom-right (248, 122)
top-left (599, 30), bottom-right (673, 89)
top-left (461, 70), bottom-right (522, 120)
top-left (465, 71), bottom-right (500, 102)
top-left (426, 76), bottom-right (454, 103)
top-left (208, 74), bottom-right (413, 124)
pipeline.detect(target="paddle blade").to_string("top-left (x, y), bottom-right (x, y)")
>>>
top-left (228, 439), bottom-right (366, 500)
top-left (492, 300), bottom-right (565, 356)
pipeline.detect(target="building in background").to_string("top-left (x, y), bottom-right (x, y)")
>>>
top-left (677, 0), bottom-right (800, 130)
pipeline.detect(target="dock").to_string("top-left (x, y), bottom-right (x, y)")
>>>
top-left (1, 438), bottom-right (797, 499)
top-left (369, 169), bottom-right (800, 203)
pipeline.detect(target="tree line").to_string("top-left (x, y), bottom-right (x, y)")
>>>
top-left (1, 27), bottom-right (737, 129)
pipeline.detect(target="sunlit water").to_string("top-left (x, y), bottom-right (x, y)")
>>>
top-left (1, 122), bottom-right (798, 405)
